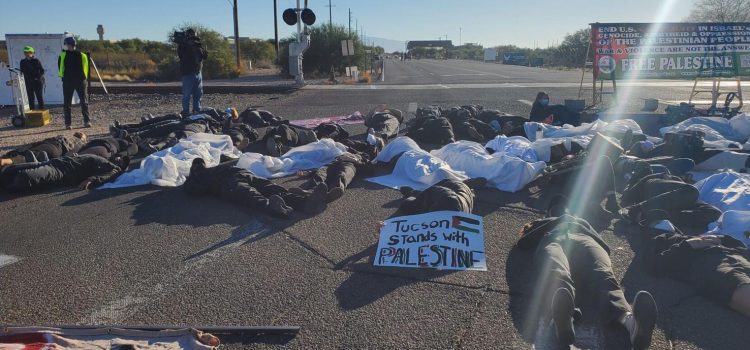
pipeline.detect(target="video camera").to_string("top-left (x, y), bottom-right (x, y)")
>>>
top-left (173, 31), bottom-right (188, 45)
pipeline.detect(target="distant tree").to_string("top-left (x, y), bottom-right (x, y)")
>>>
top-left (688, 0), bottom-right (750, 22)
top-left (553, 28), bottom-right (591, 67)
top-left (278, 24), bottom-right (368, 75)
top-left (240, 38), bottom-right (276, 64)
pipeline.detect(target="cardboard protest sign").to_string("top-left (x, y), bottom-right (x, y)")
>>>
top-left (373, 211), bottom-right (486, 271)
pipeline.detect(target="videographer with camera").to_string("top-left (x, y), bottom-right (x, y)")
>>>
top-left (177, 28), bottom-right (208, 116)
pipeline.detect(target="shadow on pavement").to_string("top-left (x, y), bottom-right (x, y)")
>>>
top-left (334, 261), bottom-right (454, 311)
top-left (184, 220), bottom-right (271, 261)
top-left (618, 220), bottom-right (750, 349)
top-left (219, 333), bottom-right (297, 347)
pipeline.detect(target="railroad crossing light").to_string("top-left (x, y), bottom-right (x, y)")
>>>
top-left (301, 8), bottom-right (316, 26)
top-left (283, 8), bottom-right (297, 25)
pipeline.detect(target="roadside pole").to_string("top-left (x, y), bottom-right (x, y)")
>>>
top-left (381, 59), bottom-right (385, 82)
top-left (295, 0), bottom-right (304, 85)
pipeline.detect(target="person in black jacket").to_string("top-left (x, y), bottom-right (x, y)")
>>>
top-left (183, 158), bottom-right (328, 219)
top-left (78, 136), bottom-right (139, 163)
top-left (396, 178), bottom-right (486, 215)
top-left (641, 226), bottom-right (750, 318)
top-left (0, 154), bottom-right (123, 192)
top-left (365, 109), bottom-right (404, 140)
top-left (1, 133), bottom-right (87, 166)
top-left (529, 91), bottom-right (581, 127)
top-left (517, 196), bottom-right (658, 349)
top-left (618, 162), bottom-right (721, 229)
top-left (58, 37), bottom-right (91, 129)
top-left (20, 46), bottom-right (45, 110)
top-left (177, 29), bottom-right (208, 115)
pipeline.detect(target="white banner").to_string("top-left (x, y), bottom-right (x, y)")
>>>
top-left (374, 211), bottom-right (487, 271)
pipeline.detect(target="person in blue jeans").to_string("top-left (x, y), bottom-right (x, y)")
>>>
top-left (177, 28), bottom-right (208, 115)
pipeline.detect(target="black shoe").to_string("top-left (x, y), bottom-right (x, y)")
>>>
top-left (289, 187), bottom-right (312, 196)
top-left (619, 205), bottom-right (642, 224)
top-left (327, 186), bottom-right (345, 203)
top-left (604, 193), bottom-right (620, 215)
top-left (551, 288), bottom-right (576, 346)
top-left (630, 291), bottom-right (658, 350)
top-left (547, 194), bottom-right (568, 218)
top-left (268, 195), bottom-right (293, 219)
top-left (37, 151), bottom-right (49, 162)
top-left (303, 183), bottom-right (328, 214)
top-left (266, 137), bottom-right (282, 157)
top-left (466, 127), bottom-right (483, 141)
top-left (23, 150), bottom-right (38, 163)
top-left (190, 158), bottom-right (207, 173)
top-left (399, 186), bottom-right (416, 198)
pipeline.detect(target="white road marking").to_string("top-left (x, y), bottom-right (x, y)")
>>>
top-left (518, 99), bottom-right (534, 106)
top-left (0, 254), bottom-right (20, 269)
top-left (82, 221), bottom-right (269, 324)
top-left (440, 73), bottom-right (488, 77)
top-left (305, 81), bottom-right (750, 90)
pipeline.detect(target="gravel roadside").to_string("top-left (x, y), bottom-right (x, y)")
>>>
top-left (0, 93), bottom-right (288, 151)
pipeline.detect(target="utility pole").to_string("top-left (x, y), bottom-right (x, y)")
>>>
top-left (348, 8), bottom-right (352, 36)
top-left (459, 27), bottom-right (462, 46)
top-left (326, 0), bottom-right (334, 27)
top-left (233, 0), bottom-right (240, 70)
top-left (274, 0), bottom-right (279, 59)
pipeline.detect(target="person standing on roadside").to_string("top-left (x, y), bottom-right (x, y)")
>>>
top-left (20, 46), bottom-right (45, 110)
top-left (58, 36), bottom-right (91, 129)
top-left (177, 28), bottom-right (208, 116)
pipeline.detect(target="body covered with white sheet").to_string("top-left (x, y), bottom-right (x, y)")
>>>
top-left (369, 137), bottom-right (467, 190)
top-left (100, 133), bottom-right (240, 189)
top-left (523, 119), bottom-right (643, 142)
top-left (431, 141), bottom-right (546, 192)
top-left (236, 138), bottom-right (347, 178)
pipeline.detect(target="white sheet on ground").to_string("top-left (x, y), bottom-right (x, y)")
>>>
top-left (374, 136), bottom-right (421, 163)
top-left (706, 210), bottom-right (750, 247)
top-left (694, 151), bottom-right (750, 172)
top-left (694, 172), bottom-right (750, 212)
top-left (659, 114), bottom-right (750, 147)
top-left (368, 137), bottom-right (544, 192)
top-left (100, 133), bottom-right (240, 189)
top-left (523, 119), bottom-right (643, 142)
top-left (484, 135), bottom-right (539, 162)
top-left (430, 141), bottom-right (546, 192)
top-left (485, 135), bottom-right (594, 163)
top-left (235, 138), bottom-right (348, 178)
top-left (367, 149), bottom-right (468, 190)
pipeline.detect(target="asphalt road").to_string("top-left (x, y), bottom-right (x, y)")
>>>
top-left (1, 60), bottom-right (749, 349)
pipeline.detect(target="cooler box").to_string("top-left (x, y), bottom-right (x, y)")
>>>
top-left (26, 110), bottom-right (52, 127)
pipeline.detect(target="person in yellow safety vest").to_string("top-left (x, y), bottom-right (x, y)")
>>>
top-left (58, 36), bottom-right (91, 130)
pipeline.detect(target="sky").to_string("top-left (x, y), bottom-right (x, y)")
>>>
top-left (0, 0), bottom-right (695, 49)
